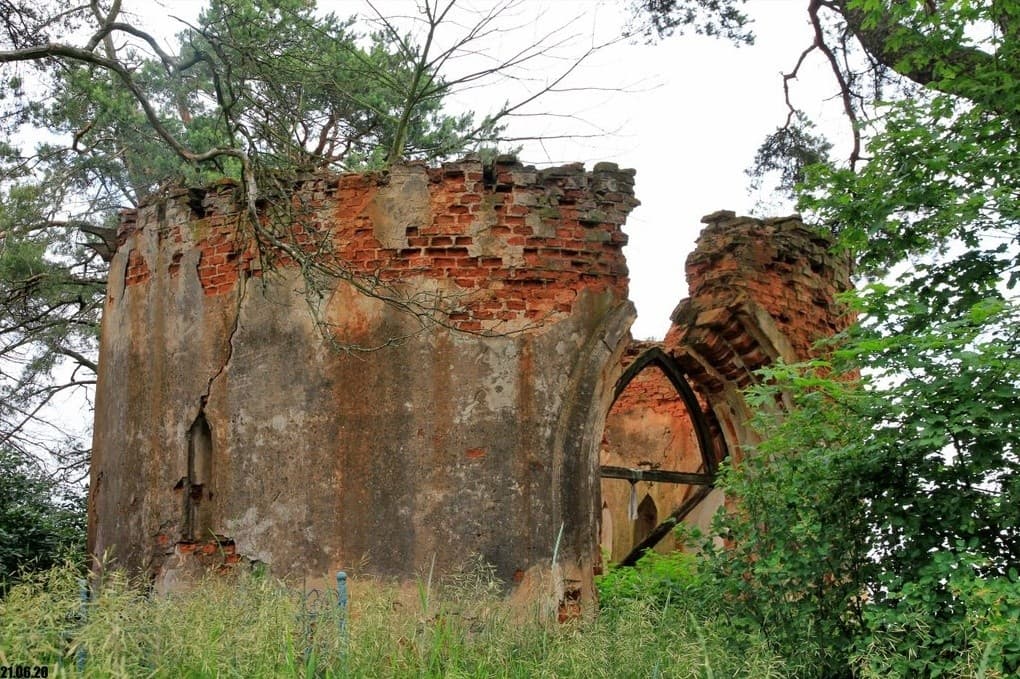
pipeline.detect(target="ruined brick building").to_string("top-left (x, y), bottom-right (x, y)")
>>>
top-left (88, 158), bottom-right (850, 612)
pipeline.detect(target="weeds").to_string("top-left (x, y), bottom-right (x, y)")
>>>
top-left (0, 560), bottom-right (787, 678)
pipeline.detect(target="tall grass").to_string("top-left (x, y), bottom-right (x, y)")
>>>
top-left (0, 561), bottom-right (787, 678)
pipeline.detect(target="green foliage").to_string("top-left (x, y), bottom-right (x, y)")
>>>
top-left (0, 450), bottom-right (85, 587)
top-left (795, 14), bottom-right (1020, 675)
top-left (749, 113), bottom-right (833, 195)
top-left (180, 0), bottom-right (478, 172)
top-left (690, 364), bottom-right (871, 678)
top-left (629, 0), bottom-right (754, 45)
top-left (853, 553), bottom-right (1020, 678)
top-left (668, 2), bottom-right (1020, 676)
top-left (597, 549), bottom-right (803, 676)
top-left (0, 180), bottom-right (103, 469)
top-left (597, 549), bottom-right (704, 609)
top-left (38, 63), bottom-right (194, 202)
top-left (618, 5), bottom-right (1020, 676)
top-left (693, 343), bottom-right (1020, 677)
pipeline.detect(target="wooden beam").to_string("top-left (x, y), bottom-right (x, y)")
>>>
top-left (599, 465), bottom-right (714, 486)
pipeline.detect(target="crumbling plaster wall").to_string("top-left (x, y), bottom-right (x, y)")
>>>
top-left (599, 211), bottom-right (852, 564)
top-left (89, 158), bottom-right (638, 611)
top-left (89, 153), bottom-right (852, 610)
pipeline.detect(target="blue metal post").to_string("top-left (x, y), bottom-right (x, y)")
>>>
top-left (336, 571), bottom-right (348, 638)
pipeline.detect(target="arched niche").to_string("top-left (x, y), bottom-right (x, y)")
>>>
top-left (184, 410), bottom-right (214, 542)
top-left (633, 494), bottom-right (658, 546)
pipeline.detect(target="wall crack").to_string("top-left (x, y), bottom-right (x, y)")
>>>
top-left (200, 271), bottom-right (249, 407)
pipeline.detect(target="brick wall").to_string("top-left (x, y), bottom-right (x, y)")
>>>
top-left (667, 211), bottom-right (853, 394)
top-left (609, 363), bottom-right (688, 421)
top-left (118, 158), bottom-right (638, 333)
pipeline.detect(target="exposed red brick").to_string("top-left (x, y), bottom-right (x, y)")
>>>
top-left (118, 159), bottom-right (637, 332)
top-left (124, 248), bottom-right (152, 286)
top-left (665, 212), bottom-right (854, 393)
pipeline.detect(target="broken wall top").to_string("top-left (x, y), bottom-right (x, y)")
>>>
top-left (114, 158), bottom-right (639, 334)
top-left (667, 210), bottom-right (853, 394)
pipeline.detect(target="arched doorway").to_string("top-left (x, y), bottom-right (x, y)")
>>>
top-left (633, 494), bottom-right (658, 545)
top-left (599, 346), bottom-right (727, 566)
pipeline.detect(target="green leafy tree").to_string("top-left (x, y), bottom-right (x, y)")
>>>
top-left (797, 17), bottom-right (1020, 669)
top-left (634, 1), bottom-right (1020, 676)
top-left (693, 368), bottom-right (872, 678)
top-left (0, 448), bottom-right (85, 586)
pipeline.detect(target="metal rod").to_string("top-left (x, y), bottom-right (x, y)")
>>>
top-left (336, 571), bottom-right (348, 638)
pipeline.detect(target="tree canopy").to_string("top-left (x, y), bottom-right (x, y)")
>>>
top-left (0, 447), bottom-right (84, 587)
top-left (631, 1), bottom-right (1020, 675)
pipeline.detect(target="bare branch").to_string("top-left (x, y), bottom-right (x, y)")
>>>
top-left (56, 346), bottom-right (98, 373)
top-left (809, 1), bottom-right (861, 169)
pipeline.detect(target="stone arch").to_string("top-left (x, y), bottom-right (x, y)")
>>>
top-left (599, 346), bottom-right (728, 566)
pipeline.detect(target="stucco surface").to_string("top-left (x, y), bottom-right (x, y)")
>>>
top-left (90, 159), bottom-right (637, 611)
top-left (89, 166), bottom-right (852, 612)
